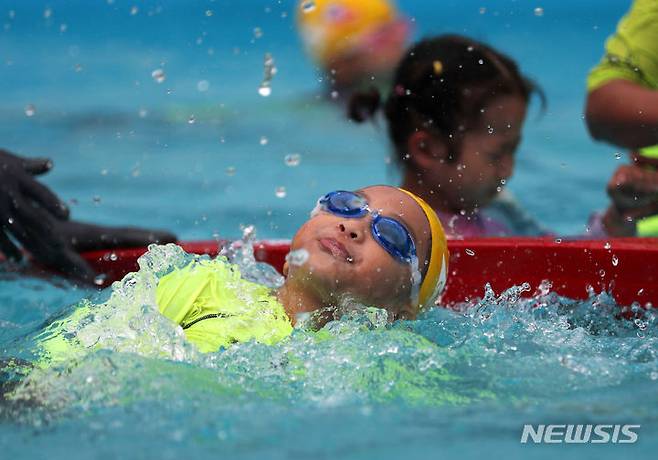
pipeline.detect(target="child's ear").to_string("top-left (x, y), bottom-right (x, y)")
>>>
top-left (407, 131), bottom-right (449, 171)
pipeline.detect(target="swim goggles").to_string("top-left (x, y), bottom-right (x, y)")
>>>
top-left (317, 190), bottom-right (417, 264)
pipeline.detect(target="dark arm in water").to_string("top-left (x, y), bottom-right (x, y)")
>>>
top-left (0, 148), bottom-right (177, 283)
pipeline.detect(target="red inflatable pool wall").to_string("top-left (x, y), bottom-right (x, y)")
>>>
top-left (79, 238), bottom-right (658, 307)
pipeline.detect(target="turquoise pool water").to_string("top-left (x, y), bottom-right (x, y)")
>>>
top-left (0, 0), bottom-right (630, 239)
top-left (2, 245), bottom-right (658, 459)
top-left (1, 1), bottom-right (656, 459)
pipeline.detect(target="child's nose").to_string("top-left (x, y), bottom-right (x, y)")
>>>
top-left (337, 221), bottom-right (366, 242)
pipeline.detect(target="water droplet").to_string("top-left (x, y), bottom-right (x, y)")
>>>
top-left (604, 242), bottom-right (611, 250)
top-left (286, 249), bottom-right (309, 266)
top-left (500, 179), bottom-right (506, 185)
top-left (598, 269), bottom-right (606, 277)
top-left (205, 10), bottom-right (213, 17)
top-left (284, 153), bottom-right (301, 167)
top-left (8, 10), bottom-right (15, 19)
top-left (151, 68), bottom-right (165, 84)
top-left (495, 186), bottom-right (502, 193)
top-left (109, 252), bottom-right (118, 261)
top-left (196, 80), bottom-right (209, 92)
top-left (554, 238), bottom-right (562, 244)
top-left (7, 217), bottom-right (14, 224)
top-left (465, 248), bottom-right (475, 256)
top-left (24, 104), bottom-right (36, 117)
top-left (275, 186), bottom-right (287, 198)
top-left (92, 195), bottom-right (101, 205)
top-left (130, 5), bottom-right (139, 16)
top-left (188, 115), bottom-right (196, 124)
top-left (479, 7), bottom-right (487, 14)
top-left (59, 24), bottom-right (67, 33)
top-left (74, 63), bottom-right (83, 72)
top-left (259, 136), bottom-right (268, 146)
top-left (258, 53), bottom-right (275, 96)
top-left (612, 255), bottom-right (619, 266)
top-left (138, 108), bottom-right (148, 118)
top-left (534, 7), bottom-right (544, 16)
top-left (330, 90), bottom-right (339, 99)
top-left (487, 125), bottom-right (494, 134)
top-left (637, 288), bottom-right (645, 295)
top-left (614, 152), bottom-right (622, 160)
top-left (225, 166), bottom-right (236, 176)
top-left (43, 8), bottom-right (52, 19)
top-left (100, 168), bottom-right (108, 175)
top-left (651, 371), bottom-right (658, 381)
top-left (94, 274), bottom-right (107, 286)
top-left (253, 27), bottom-right (263, 39)
top-left (301, 1), bottom-right (316, 13)
top-left (478, 59), bottom-right (484, 65)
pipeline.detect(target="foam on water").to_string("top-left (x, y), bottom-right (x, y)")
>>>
top-left (1, 243), bottom-right (656, 425)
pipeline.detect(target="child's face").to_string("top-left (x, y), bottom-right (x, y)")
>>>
top-left (431, 94), bottom-right (527, 211)
top-left (285, 185), bottom-right (431, 318)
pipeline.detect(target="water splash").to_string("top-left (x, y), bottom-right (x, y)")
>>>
top-left (24, 104), bottom-right (36, 117)
top-left (284, 153), bottom-right (301, 167)
top-left (258, 53), bottom-right (276, 97)
top-left (219, 226), bottom-right (284, 289)
top-left (285, 249), bottom-right (309, 267)
top-left (151, 68), bottom-right (165, 84)
top-left (274, 186), bottom-right (287, 198)
top-left (4, 248), bottom-right (658, 438)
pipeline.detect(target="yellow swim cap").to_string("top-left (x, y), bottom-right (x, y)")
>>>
top-left (398, 189), bottom-right (449, 309)
top-left (297, 0), bottom-right (400, 65)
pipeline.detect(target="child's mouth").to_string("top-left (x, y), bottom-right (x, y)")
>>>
top-left (319, 238), bottom-right (353, 263)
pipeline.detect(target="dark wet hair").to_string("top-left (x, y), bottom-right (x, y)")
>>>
top-left (348, 34), bottom-right (544, 166)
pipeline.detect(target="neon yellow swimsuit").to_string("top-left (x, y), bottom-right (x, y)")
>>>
top-left (156, 259), bottom-right (292, 352)
top-left (35, 259), bottom-right (292, 366)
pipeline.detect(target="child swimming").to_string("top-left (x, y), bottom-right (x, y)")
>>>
top-left (349, 34), bottom-right (634, 237)
top-left (33, 185), bottom-right (448, 362)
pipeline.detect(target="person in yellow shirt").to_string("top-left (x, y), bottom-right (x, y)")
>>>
top-left (585, 0), bottom-right (658, 236)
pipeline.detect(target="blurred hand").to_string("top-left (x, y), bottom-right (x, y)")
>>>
top-left (0, 148), bottom-right (177, 282)
top-left (603, 163), bottom-right (658, 236)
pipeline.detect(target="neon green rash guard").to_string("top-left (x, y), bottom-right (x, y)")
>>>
top-left (587, 0), bottom-right (658, 92)
top-left (34, 259), bottom-right (293, 366)
top-left (155, 259), bottom-right (293, 352)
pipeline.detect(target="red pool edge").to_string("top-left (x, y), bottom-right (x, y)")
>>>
top-left (75, 237), bottom-right (658, 308)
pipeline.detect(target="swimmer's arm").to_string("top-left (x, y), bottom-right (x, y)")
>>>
top-left (586, 80), bottom-right (658, 149)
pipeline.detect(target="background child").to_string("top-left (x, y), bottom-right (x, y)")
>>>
top-left (349, 34), bottom-right (635, 237)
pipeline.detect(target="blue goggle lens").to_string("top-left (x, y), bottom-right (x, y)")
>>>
top-left (319, 191), bottom-right (416, 263)
top-left (320, 190), bottom-right (368, 217)
top-left (372, 215), bottom-right (416, 262)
